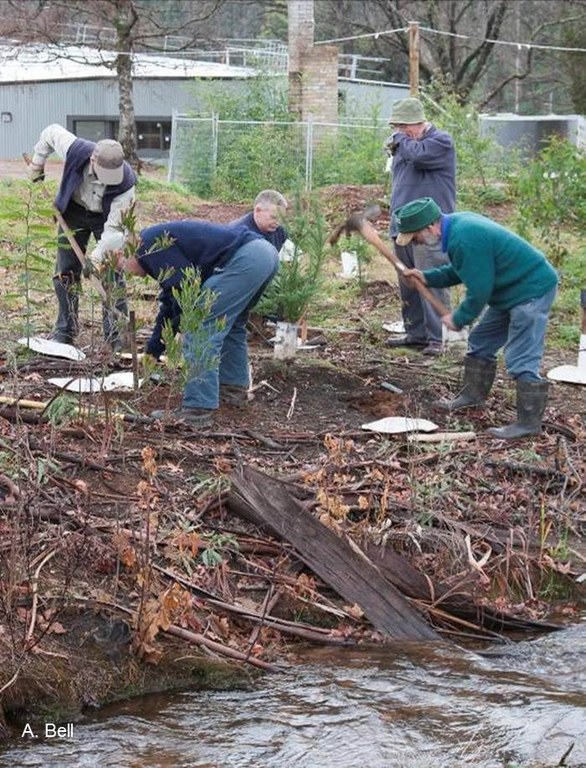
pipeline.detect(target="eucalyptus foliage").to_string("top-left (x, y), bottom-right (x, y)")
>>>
top-left (161, 265), bottom-right (225, 391)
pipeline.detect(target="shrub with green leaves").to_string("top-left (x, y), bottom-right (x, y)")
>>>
top-left (0, 184), bottom-right (58, 337)
top-left (161, 265), bottom-right (225, 391)
top-left (212, 122), bottom-right (306, 201)
top-left (312, 118), bottom-right (388, 188)
top-left (512, 136), bottom-right (586, 267)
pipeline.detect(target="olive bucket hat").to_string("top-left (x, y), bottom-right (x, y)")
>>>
top-left (395, 197), bottom-right (442, 246)
top-left (388, 97), bottom-right (426, 125)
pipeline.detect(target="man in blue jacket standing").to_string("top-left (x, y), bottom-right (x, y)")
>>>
top-left (118, 220), bottom-right (279, 426)
top-left (385, 98), bottom-right (456, 355)
top-left (396, 197), bottom-right (558, 439)
top-left (29, 124), bottom-right (136, 349)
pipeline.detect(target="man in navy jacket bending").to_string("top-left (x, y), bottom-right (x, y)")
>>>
top-left (119, 220), bottom-right (279, 426)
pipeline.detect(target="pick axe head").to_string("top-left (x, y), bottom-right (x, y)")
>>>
top-left (328, 203), bottom-right (382, 246)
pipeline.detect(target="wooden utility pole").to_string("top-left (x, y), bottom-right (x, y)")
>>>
top-left (408, 21), bottom-right (420, 96)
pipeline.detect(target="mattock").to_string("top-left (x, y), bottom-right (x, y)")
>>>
top-left (328, 204), bottom-right (450, 318)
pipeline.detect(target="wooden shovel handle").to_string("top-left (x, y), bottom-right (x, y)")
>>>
top-left (53, 206), bottom-right (108, 303)
top-left (358, 220), bottom-right (450, 318)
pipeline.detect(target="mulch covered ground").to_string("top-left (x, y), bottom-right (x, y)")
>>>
top-left (1, 279), bottom-right (584, 681)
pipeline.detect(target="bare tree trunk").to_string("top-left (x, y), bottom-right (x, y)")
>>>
top-left (116, 52), bottom-right (138, 166)
top-left (112, 0), bottom-right (139, 167)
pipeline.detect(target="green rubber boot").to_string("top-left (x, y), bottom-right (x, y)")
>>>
top-left (487, 380), bottom-right (549, 439)
top-left (434, 356), bottom-right (497, 412)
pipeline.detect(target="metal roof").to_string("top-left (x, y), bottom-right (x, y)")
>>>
top-left (0, 42), bottom-right (256, 83)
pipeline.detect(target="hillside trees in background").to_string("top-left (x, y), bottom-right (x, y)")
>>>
top-left (562, 0), bottom-right (586, 113)
top-left (1, 0), bottom-right (584, 169)
top-left (309, 0), bottom-right (586, 113)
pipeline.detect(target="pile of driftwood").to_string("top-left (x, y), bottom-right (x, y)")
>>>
top-left (228, 466), bottom-right (567, 643)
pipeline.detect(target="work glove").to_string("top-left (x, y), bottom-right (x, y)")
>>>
top-left (384, 132), bottom-right (402, 157)
top-left (29, 163), bottom-right (45, 183)
top-left (82, 260), bottom-right (96, 279)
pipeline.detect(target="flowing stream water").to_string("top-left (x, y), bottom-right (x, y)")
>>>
top-left (2, 623), bottom-right (585, 768)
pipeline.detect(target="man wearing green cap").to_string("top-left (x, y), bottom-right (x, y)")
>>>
top-left (385, 97), bottom-right (456, 355)
top-left (396, 197), bottom-right (559, 439)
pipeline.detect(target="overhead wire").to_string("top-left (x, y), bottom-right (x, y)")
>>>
top-left (315, 25), bottom-right (586, 54)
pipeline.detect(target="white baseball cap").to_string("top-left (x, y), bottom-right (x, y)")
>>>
top-left (92, 139), bottom-right (125, 185)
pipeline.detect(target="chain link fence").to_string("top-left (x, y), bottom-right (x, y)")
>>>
top-left (168, 113), bottom-right (389, 199)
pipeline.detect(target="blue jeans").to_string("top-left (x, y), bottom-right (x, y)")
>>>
top-left (468, 286), bottom-right (557, 381)
top-left (182, 238), bottom-right (279, 410)
top-left (394, 240), bottom-right (450, 344)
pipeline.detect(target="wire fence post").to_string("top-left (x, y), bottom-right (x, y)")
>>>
top-left (212, 113), bottom-right (219, 180)
top-left (409, 21), bottom-right (420, 96)
top-left (305, 116), bottom-right (313, 191)
top-left (167, 109), bottom-right (178, 183)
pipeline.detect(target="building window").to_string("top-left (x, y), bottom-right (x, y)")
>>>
top-left (71, 118), bottom-right (172, 156)
top-left (136, 121), bottom-right (171, 151)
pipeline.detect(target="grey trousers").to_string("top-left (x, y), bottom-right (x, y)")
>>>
top-left (394, 240), bottom-right (451, 344)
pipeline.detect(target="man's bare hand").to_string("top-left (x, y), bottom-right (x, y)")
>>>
top-left (402, 267), bottom-right (426, 287)
top-left (29, 163), bottom-right (45, 183)
top-left (441, 313), bottom-right (459, 331)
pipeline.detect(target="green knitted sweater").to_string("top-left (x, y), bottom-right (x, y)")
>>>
top-left (424, 212), bottom-right (559, 329)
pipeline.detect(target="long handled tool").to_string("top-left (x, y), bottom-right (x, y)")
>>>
top-left (22, 151), bottom-right (113, 306)
top-left (52, 206), bottom-right (110, 303)
top-left (53, 205), bottom-right (129, 326)
top-left (329, 206), bottom-right (450, 318)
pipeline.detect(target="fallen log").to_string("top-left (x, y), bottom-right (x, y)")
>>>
top-left (363, 541), bottom-right (562, 634)
top-left (228, 466), bottom-right (439, 642)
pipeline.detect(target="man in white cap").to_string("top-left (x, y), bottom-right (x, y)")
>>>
top-left (28, 124), bottom-right (136, 349)
top-left (385, 97), bottom-right (456, 355)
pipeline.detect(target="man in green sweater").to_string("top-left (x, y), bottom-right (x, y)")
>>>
top-left (396, 197), bottom-right (559, 439)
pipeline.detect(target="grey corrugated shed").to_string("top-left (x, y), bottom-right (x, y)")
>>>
top-left (0, 43), bottom-right (254, 159)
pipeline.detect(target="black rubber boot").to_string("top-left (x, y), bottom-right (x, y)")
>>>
top-left (487, 380), bottom-right (549, 439)
top-left (434, 356), bottom-right (497, 412)
top-left (51, 273), bottom-right (79, 345)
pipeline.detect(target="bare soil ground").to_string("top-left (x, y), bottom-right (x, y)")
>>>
top-left (0, 176), bottom-right (584, 732)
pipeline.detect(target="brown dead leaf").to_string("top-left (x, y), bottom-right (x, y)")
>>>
top-left (344, 603), bottom-right (365, 620)
top-left (46, 621), bottom-right (67, 635)
top-left (141, 446), bottom-right (158, 479)
top-left (113, 532), bottom-right (137, 569)
top-left (212, 456), bottom-right (233, 473)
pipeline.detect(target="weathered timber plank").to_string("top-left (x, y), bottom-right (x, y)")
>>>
top-left (228, 466), bottom-right (439, 641)
top-left (363, 541), bottom-right (562, 633)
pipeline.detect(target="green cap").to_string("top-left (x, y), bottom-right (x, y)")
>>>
top-left (395, 197), bottom-right (442, 245)
top-left (388, 97), bottom-right (425, 125)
